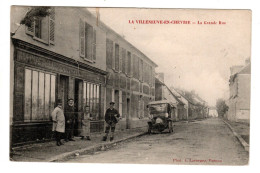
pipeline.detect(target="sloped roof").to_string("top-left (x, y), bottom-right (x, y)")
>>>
top-left (155, 77), bottom-right (184, 105)
top-left (230, 63), bottom-right (251, 83)
top-left (238, 63), bottom-right (251, 74)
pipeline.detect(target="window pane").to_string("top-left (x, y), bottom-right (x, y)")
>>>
top-left (24, 69), bottom-right (32, 121)
top-left (50, 75), bottom-right (56, 114)
top-left (31, 71), bottom-right (39, 120)
top-left (38, 72), bottom-right (45, 120)
top-left (44, 74), bottom-right (50, 120)
top-left (35, 19), bottom-right (42, 39)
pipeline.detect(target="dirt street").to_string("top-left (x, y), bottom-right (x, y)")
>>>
top-left (67, 118), bottom-right (249, 165)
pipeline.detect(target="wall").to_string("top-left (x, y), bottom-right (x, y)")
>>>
top-left (227, 74), bottom-right (250, 122)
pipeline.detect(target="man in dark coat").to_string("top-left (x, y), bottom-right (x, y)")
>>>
top-left (102, 102), bottom-right (120, 141)
top-left (64, 98), bottom-right (76, 142)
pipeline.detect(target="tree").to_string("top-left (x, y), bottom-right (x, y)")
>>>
top-left (216, 99), bottom-right (229, 118)
top-left (20, 6), bottom-right (51, 27)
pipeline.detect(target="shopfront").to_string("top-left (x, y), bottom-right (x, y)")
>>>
top-left (11, 39), bottom-right (106, 146)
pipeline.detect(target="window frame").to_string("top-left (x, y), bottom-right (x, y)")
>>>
top-left (25, 8), bottom-right (55, 45)
top-left (83, 81), bottom-right (101, 120)
top-left (24, 67), bottom-right (56, 122)
top-left (79, 19), bottom-right (97, 63)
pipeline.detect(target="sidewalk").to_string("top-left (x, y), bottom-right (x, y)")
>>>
top-left (222, 119), bottom-right (250, 151)
top-left (10, 127), bottom-right (147, 162)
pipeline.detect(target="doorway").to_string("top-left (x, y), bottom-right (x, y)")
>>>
top-left (59, 75), bottom-right (69, 109)
top-left (74, 79), bottom-right (83, 136)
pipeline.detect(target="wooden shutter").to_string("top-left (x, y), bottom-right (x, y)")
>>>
top-left (85, 23), bottom-right (93, 61)
top-left (49, 8), bottom-right (55, 44)
top-left (92, 29), bottom-right (96, 61)
top-left (26, 20), bottom-right (35, 36)
top-left (79, 19), bottom-right (85, 58)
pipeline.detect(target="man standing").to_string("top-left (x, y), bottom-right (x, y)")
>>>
top-left (64, 98), bottom-right (76, 142)
top-left (51, 99), bottom-right (65, 146)
top-left (102, 102), bottom-right (120, 141)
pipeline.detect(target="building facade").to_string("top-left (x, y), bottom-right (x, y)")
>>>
top-left (10, 7), bottom-right (156, 146)
top-left (105, 27), bottom-right (157, 129)
top-left (227, 60), bottom-right (251, 122)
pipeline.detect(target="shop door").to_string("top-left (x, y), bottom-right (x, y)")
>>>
top-left (59, 75), bottom-right (69, 109)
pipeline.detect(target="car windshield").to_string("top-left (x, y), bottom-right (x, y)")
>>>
top-left (149, 103), bottom-right (168, 114)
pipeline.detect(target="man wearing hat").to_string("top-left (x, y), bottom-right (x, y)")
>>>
top-left (51, 99), bottom-right (65, 146)
top-left (64, 98), bottom-right (76, 142)
top-left (102, 101), bottom-right (121, 141)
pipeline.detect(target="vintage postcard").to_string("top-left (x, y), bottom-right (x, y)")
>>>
top-left (10, 6), bottom-right (251, 165)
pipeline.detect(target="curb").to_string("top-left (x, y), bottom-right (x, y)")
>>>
top-left (46, 132), bottom-right (147, 162)
top-left (222, 119), bottom-right (249, 152)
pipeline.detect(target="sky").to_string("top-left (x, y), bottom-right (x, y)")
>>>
top-left (87, 8), bottom-right (251, 106)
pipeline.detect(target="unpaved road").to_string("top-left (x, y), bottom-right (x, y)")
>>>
top-left (67, 118), bottom-right (248, 165)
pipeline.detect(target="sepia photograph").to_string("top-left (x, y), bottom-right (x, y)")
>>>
top-left (9, 6), bottom-right (251, 165)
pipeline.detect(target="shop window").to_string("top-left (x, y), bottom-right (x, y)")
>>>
top-left (24, 69), bottom-right (56, 122)
top-left (26, 7), bottom-right (55, 45)
top-left (79, 19), bottom-right (96, 62)
top-left (83, 82), bottom-right (101, 120)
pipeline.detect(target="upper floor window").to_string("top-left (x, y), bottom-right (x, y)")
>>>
top-left (106, 38), bottom-right (113, 69)
top-left (79, 19), bottom-right (96, 62)
top-left (114, 44), bottom-right (120, 71)
top-left (26, 7), bottom-right (55, 45)
top-left (121, 48), bottom-right (126, 74)
top-left (127, 51), bottom-right (132, 76)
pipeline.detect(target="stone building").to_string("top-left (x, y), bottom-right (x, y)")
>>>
top-left (10, 7), bottom-right (156, 146)
top-left (227, 59), bottom-right (251, 122)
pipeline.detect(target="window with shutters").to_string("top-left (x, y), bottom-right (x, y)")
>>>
top-left (133, 54), bottom-right (139, 79)
top-left (106, 38), bottom-right (113, 69)
top-left (26, 7), bottom-right (55, 45)
top-left (115, 44), bottom-right (119, 72)
top-left (79, 19), bottom-right (97, 62)
top-left (127, 51), bottom-right (131, 76)
top-left (121, 48), bottom-right (126, 74)
top-left (139, 58), bottom-right (143, 81)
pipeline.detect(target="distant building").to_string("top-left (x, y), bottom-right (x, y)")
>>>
top-left (227, 59), bottom-right (251, 122)
top-left (209, 107), bottom-right (218, 117)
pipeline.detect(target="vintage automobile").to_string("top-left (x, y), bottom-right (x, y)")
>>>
top-left (147, 100), bottom-right (175, 134)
